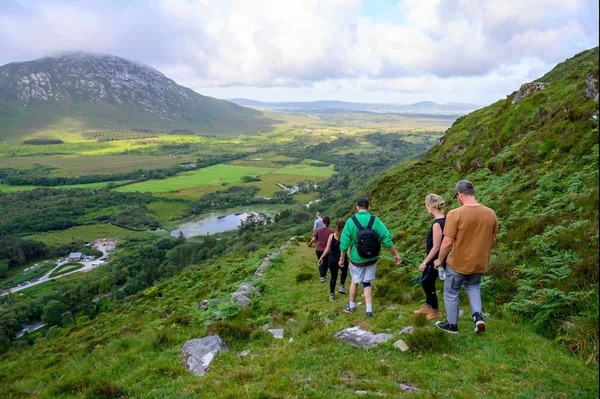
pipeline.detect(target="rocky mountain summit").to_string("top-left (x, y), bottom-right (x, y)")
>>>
top-left (0, 52), bottom-right (273, 135)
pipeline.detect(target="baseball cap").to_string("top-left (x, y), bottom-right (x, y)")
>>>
top-left (453, 180), bottom-right (474, 198)
top-left (356, 198), bottom-right (369, 208)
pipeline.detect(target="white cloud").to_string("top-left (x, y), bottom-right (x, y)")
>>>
top-left (0, 0), bottom-right (597, 103)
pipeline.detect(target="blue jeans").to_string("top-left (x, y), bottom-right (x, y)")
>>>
top-left (443, 266), bottom-right (482, 325)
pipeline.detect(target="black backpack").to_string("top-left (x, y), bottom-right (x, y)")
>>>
top-left (351, 215), bottom-right (381, 258)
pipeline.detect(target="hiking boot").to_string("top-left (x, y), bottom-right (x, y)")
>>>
top-left (366, 311), bottom-right (373, 317)
top-left (320, 276), bottom-right (326, 283)
top-left (343, 305), bottom-right (356, 313)
top-left (435, 321), bottom-right (458, 334)
top-left (413, 304), bottom-right (432, 315)
top-left (473, 312), bottom-right (486, 333)
top-left (426, 309), bottom-right (443, 320)
top-left (339, 285), bottom-right (347, 294)
top-left (329, 293), bottom-right (335, 301)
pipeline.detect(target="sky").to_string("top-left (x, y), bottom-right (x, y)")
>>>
top-left (0, 0), bottom-right (598, 105)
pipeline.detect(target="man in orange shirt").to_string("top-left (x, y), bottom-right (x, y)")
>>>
top-left (434, 180), bottom-right (498, 334)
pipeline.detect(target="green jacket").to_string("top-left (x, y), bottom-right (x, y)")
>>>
top-left (340, 210), bottom-right (394, 264)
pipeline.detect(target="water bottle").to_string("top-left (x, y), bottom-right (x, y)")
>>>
top-left (438, 265), bottom-right (446, 281)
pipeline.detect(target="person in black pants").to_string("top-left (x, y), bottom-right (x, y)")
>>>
top-left (319, 219), bottom-right (349, 301)
top-left (309, 216), bottom-right (334, 282)
top-left (414, 194), bottom-right (446, 320)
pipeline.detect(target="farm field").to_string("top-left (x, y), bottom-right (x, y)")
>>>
top-left (24, 224), bottom-right (159, 246)
top-left (114, 163), bottom-right (334, 194)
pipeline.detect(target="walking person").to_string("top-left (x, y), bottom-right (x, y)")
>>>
top-left (313, 212), bottom-right (323, 234)
top-left (339, 198), bottom-right (402, 317)
top-left (318, 219), bottom-right (349, 301)
top-left (413, 194), bottom-right (446, 320)
top-left (434, 180), bottom-right (498, 334)
top-left (308, 216), bottom-right (334, 282)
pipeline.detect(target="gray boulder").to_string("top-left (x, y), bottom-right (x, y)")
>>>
top-left (182, 335), bottom-right (227, 376)
top-left (237, 282), bottom-right (259, 298)
top-left (334, 326), bottom-right (394, 348)
top-left (231, 292), bottom-right (251, 308)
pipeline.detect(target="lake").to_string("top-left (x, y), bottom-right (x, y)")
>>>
top-left (170, 208), bottom-right (275, 238)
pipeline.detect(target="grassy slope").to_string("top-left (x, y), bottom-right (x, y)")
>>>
top-left (1, 243), bottom-right (597, 398)
top-left (365, 47), bottom-right (599, 359)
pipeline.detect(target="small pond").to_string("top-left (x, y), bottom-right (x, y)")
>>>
top-left (170, 209), bottom-right (274, 238)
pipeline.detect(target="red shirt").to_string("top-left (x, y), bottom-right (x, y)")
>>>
top-left (314, 227), bottom-right (334, 251)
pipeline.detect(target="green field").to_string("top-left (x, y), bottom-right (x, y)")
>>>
top-left (114, 163), bottom-right (334, 194)
top-left (24, 224), bottom-right (158, 246)
top-left (49, 263), bottom-right (84, 277)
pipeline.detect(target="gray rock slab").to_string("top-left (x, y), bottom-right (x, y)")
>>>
top-left (393, 339), bottom-right (409, 352)
top-left (334, 326), bottom-right (394, 348)
top-left (399, 326), bottom-right (414, 334)
top-left (399, 383), bottom-right (418, 392)
top-left (182, 335), bottom-right (228, 376)
top-left (268, 329), bottom-right (284, 339)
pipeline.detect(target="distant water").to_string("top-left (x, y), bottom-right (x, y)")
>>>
top-left (171, 212), bottom-right (263, 238)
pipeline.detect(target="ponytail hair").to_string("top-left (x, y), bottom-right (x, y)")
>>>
top-left (334, 219), bottom-right (345, 236)
top-left (425, 194), bottom-right (445, 212)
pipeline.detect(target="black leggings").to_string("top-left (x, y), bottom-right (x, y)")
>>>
top-left (421, 264), bottom-right (439, 309)
top-left (328, 258), bottom-right (348, 294)
top-left (316, 250), bottom-right (329, 278)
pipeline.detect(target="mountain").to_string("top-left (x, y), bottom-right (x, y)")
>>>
top-left (359, 47), bottom-right (599, 357)
top-left (0, 52), bottom-right (276, 137)
top-left (228, 98), bottom-right (480, 115)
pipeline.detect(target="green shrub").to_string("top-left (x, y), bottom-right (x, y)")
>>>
top-left (403, 327), bottom-right (449, 352)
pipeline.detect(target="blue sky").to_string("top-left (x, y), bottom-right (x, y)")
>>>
top-left (0, 0), bottom-right (598, 105)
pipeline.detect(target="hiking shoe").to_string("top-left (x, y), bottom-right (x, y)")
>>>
top-left (473, 312), bottom-right (486, 333)
top-left (320, 276), bottom-right (326, 283)
top-left (435, 321), bottom-right (459, 334)
top-left (366, 311), bottom-right (373, 317)
top-left (413, 304), bottom-right (432, 315)
top-left (343, 305), bottom-right (356, 313)
top-left (339, 286), bottom-right (347, 294)
top-left (426, 309), bottom-right (443, 320)
top-left (329, 293), bottom-right (335, 301)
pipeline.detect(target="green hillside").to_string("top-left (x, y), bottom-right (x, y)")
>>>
top-left (0, 53), bottom-right (277, 139)
top-left (368, 47), bottom-right (599, 361)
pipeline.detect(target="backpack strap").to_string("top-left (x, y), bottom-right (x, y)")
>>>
top-left (367, 215), bottom-right (375, 229)
top-left (351, 215), bottom-right (363, 229)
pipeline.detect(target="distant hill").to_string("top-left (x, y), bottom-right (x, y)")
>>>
top-left (0, 52), bottom-right (276, 138)
top-left (228, 98), bottom-right (480, 115)
top-left (361, 47), bottom-right (599, 359)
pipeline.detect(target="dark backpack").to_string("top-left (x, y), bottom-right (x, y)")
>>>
top-left (351, 215), bottom-right (381, 258)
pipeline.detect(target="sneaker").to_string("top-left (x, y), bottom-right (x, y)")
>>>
top-left (320, 276), bottom-right (326, 283)
top-left (329, 293), bottom-right (335, 301)
top-left (366, 311), bottom-right (373, 317)
top-left (343, 305), bottom-right (356, 313)
top-left (435, 321), bottom-right (459, 334)
top-left (473, 312), bottom-right (486, 333)
top-left (339, 286), bottom-right (347, 294)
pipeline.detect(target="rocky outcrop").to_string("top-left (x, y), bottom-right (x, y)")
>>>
top-left (182, 335), bottom-right (228, 376)
top-left (231, 282), bottom-right (260, 308)
top-left (334, 326), bottom-right (394, 348)
top-left (586, 73), bottom-right (599, 102)
top-left (512, 82), bottom-right (545, 103)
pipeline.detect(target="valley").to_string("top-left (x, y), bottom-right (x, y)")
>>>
top-left (0, 47), bottom-right (597, 398)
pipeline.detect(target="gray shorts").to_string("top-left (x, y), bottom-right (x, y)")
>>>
top-left (349, 262), bottom-right (377, 283)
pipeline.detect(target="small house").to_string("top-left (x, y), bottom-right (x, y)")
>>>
top-left (68, 252), bottom-right (83, 262)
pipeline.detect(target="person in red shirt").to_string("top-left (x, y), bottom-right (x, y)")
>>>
top-left (308, 216), bottom-right (334, 282)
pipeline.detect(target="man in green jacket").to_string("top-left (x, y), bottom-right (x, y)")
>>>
top-left (339, 198), bottom-right (402, 317)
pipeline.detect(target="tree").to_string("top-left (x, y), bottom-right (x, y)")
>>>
top-left (41, 300), bottom-right (66, 327)
top-left (0, 262), bottom-right (8, 278)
